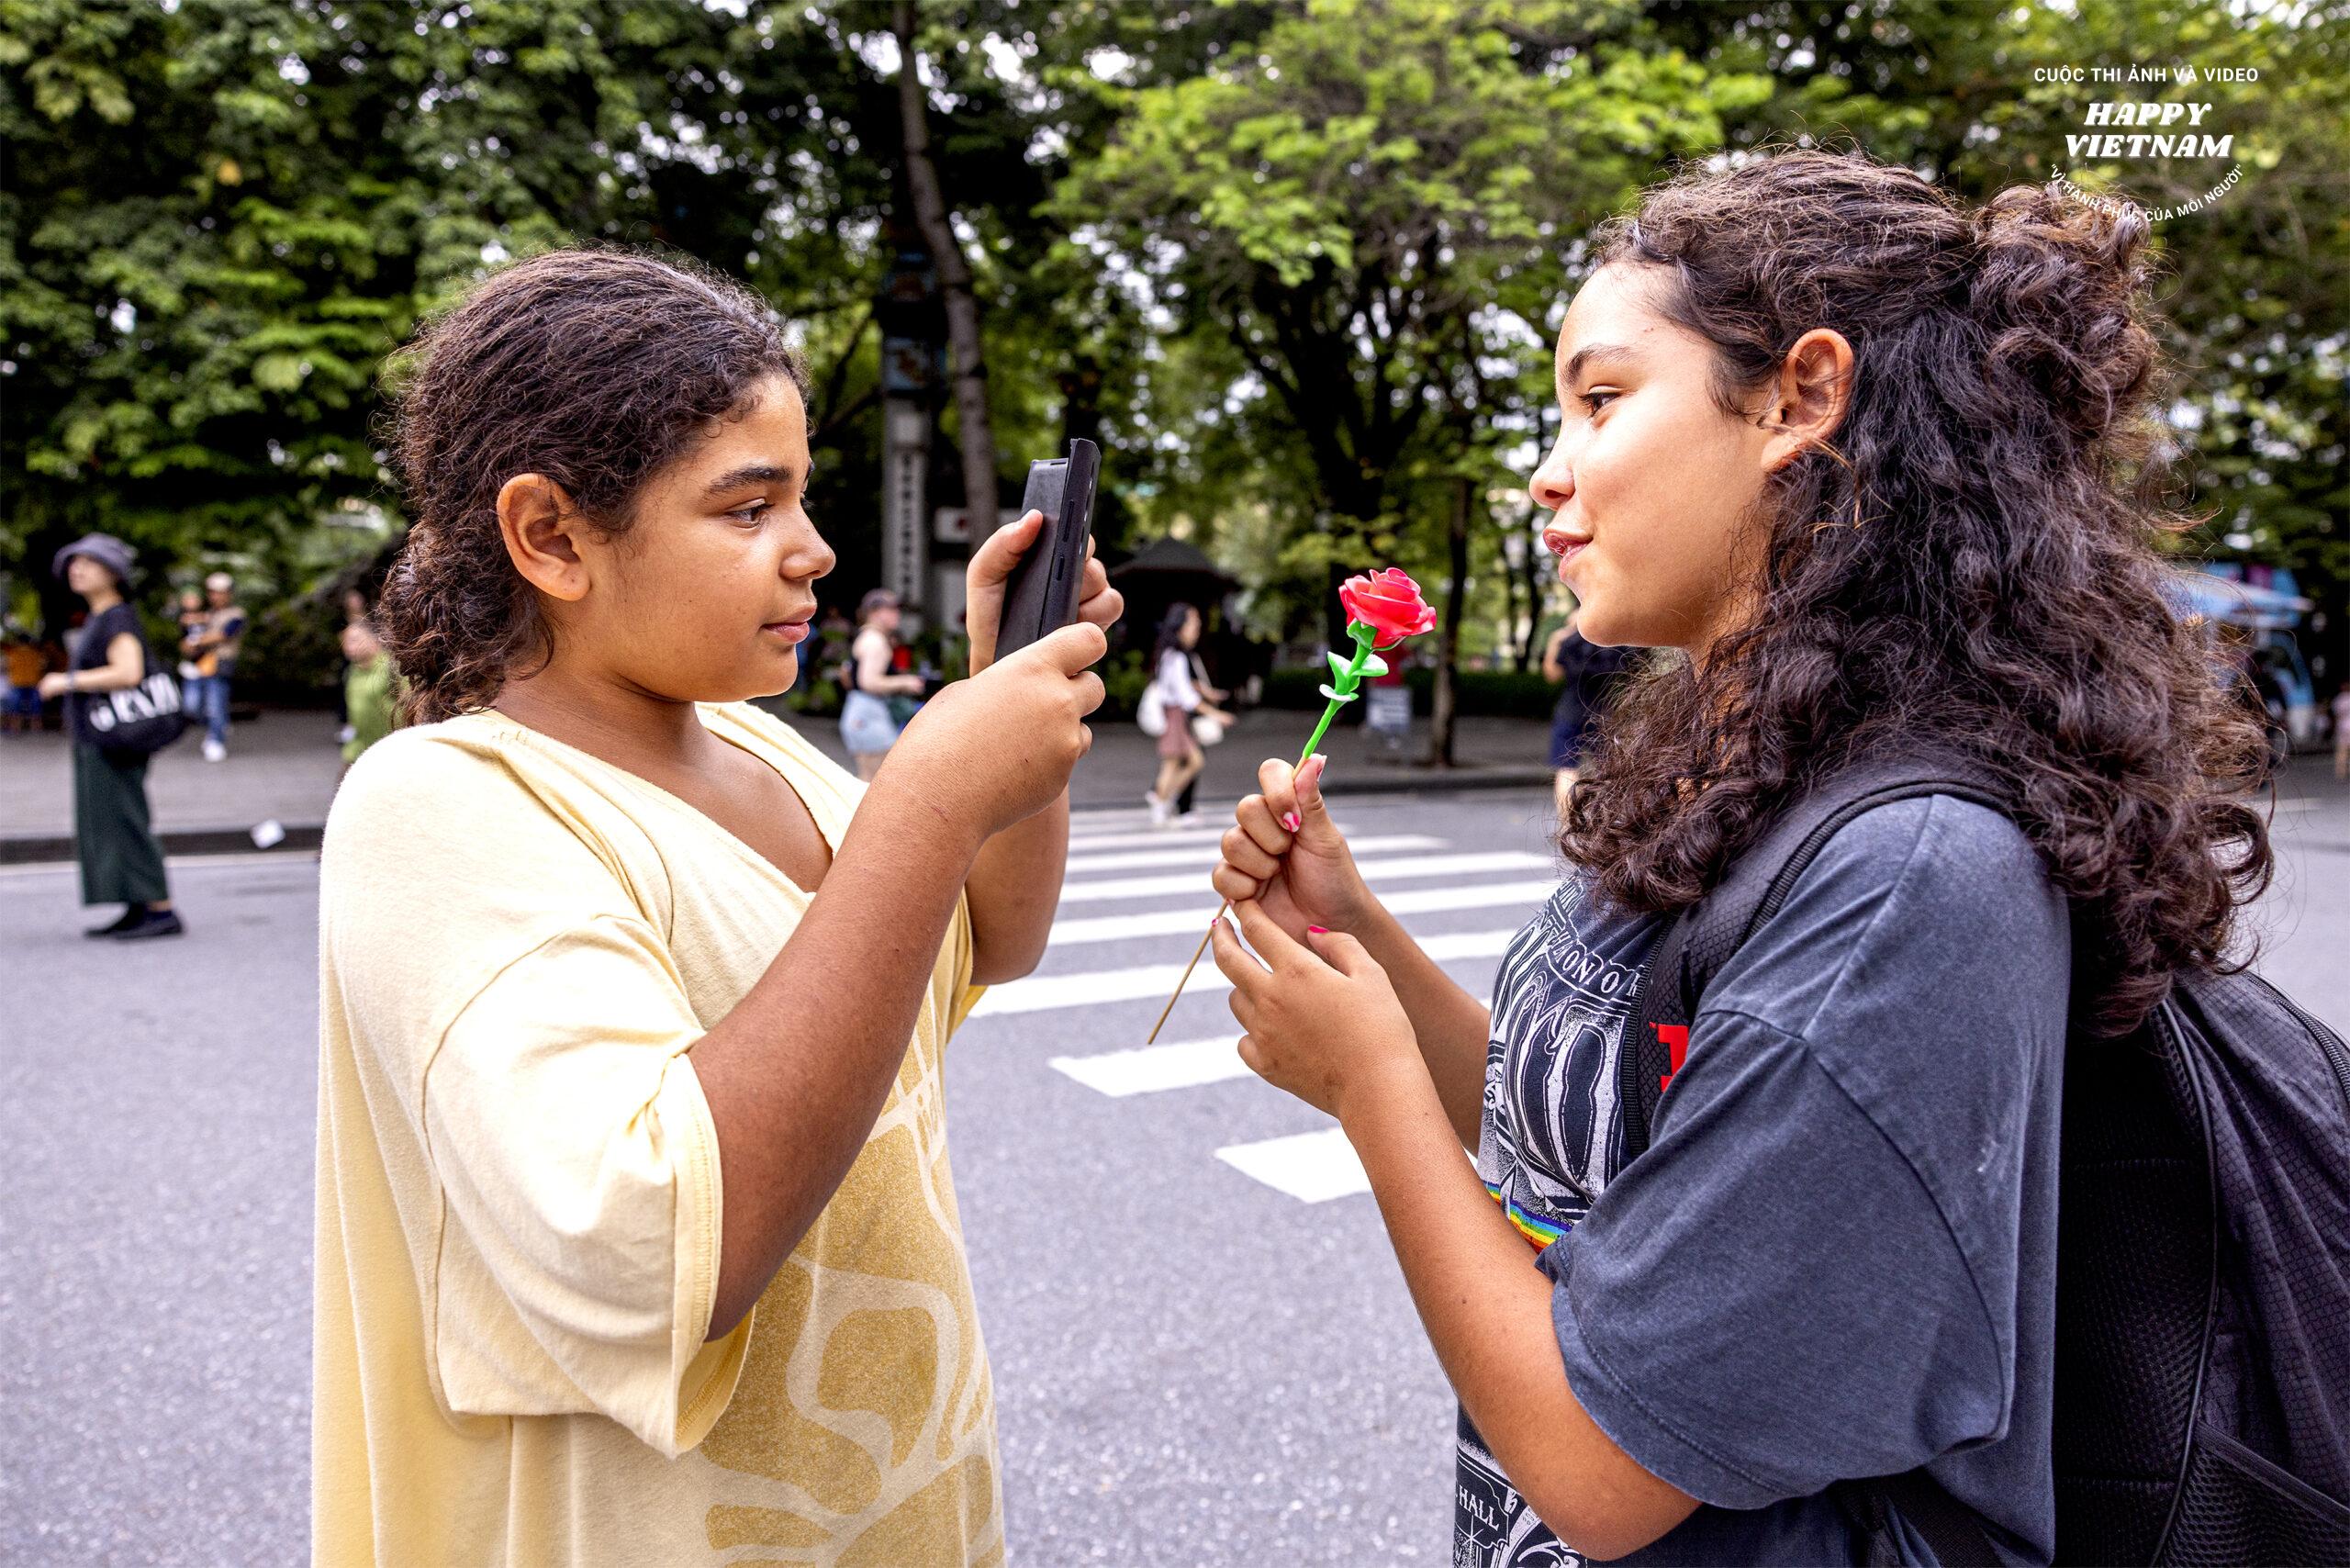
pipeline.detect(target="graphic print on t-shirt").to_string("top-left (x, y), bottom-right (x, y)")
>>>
top-left (1457, 874), bottom-right (1668, 1568)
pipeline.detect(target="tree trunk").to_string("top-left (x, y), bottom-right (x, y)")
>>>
top-left (1516, 510), bottom-right (1550, 671)
top-left (1427, 475), bottom-right (1474, 768)
top-left (893, 1), bottom-right (997, 528)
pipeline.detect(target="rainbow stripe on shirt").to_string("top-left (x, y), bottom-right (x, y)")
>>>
top-left (1484, 1181), bottom-right (1570, 1251)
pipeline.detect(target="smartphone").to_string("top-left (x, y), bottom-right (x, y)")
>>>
top-left (994, 438), bottom-right (1101, 659)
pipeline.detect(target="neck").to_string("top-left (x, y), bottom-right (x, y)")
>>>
top-left (494, 657), bottom-right (714, 767)
top-left (85, 588), bottom-right (122, 614)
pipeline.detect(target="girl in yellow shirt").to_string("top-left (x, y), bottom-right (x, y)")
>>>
top-left (313, 248), bottom-right (1117, 1567)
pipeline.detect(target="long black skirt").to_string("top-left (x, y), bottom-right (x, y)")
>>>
top-left (73, 744), bottom-right (170, 907)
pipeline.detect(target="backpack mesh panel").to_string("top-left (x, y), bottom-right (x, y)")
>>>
top-left (2159, 1425), bottom-right (2350, 1565)
top-left (2052, 1025), bottom-right (2210, 1566)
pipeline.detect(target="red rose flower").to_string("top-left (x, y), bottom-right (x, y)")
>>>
top-left (1338, 567), bottom-right (1438, 646)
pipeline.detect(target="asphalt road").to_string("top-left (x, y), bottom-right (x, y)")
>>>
top-left (4, 768), bottom-right (2345, 1567)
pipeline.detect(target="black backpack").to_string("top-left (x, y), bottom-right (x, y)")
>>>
top-left (1626, 757), bottom-right (2350, 1566)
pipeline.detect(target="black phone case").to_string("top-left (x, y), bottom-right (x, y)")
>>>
top-left (995, 438), bottom-right (1100, 658)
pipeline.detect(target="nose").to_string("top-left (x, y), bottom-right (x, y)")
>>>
top-left (781, 506), bottom-right (836, 582)
top-left (1528, 431), bottom-right (1573, 513)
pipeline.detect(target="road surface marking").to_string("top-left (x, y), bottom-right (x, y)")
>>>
top-left (1062, 833), bottom-right (1438, 876)
top-left (1051, 851), bottom-right (1550, 905)
top-left (1046, 879), bottom-right (1556, 946)
top-left (968, 927), bottom-right (1518, 1016)
top-left (1050, 1036), bottom-right (1252, 1096)
top-left (1214, 1127), bottom-right (1371, 1203)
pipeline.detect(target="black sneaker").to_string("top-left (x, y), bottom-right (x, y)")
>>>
top-left (84, 907), bottom-right (143, 937)
top-left (113, 909), bottom-right (185, 941)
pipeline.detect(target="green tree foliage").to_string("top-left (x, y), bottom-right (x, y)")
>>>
top-left (5, 0), bottom-right (2344, 701)
top-left (0, 0), bottom-right (808, 624)
top-left (1056, 0), bottom-right (1772, 756)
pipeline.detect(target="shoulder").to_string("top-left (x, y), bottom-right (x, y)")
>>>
top-left (321, 715), bottom-right (672, 969)
top-left (704, 701), bottom-right (863, 801)
top-left (1808, 793), bottom-right (2047, 913)
top-left (1706, 793), bottom-right (2070, 1056)
top-left (323, 721), bottom-right (554, 893)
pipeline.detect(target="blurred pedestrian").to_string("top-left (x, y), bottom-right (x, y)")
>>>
top-left (38, 533), bottom-right (182, 939)
top-left (1142, 602), bottom-right (1226, 828)
top-left (338, 619), bottom-right (402, 769)
top-left (813, 604), bottom-right (855, 702)
top-left (840, 587), bottom-right (923, 779)
top-left (1173, 637), bottom-right (1231, 818)
top-left (3, 626), bottom-right (48, 734)
top-left (1541, 614), bottom-right (1636, 814)
top-left (181, 569), bottom-right (247, 761)
top-left (334, 584), bottom-right (375, 745)
top-left (173, 585), bottom-right (209, 711)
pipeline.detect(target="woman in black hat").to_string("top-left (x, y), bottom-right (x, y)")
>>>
top-left (39, 534), bottom-right (182, 939)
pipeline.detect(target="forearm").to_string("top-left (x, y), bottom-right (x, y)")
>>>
top-left (964, 790), bottom-right (1070, 983)
top-left (690, 782), bottom-right (983, 1338)
top-left (1354, 899), bottom-right (1493, 1147)
top-left (1343, 1071), bottom-right (1693, 1559)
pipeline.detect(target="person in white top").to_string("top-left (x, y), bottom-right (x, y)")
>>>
top-left (1144, 602), bottom-right (1228, 827)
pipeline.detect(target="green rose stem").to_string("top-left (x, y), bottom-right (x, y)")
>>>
top-left (1144, 622), bottom-right (1391, 1046)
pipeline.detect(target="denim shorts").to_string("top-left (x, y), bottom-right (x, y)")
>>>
top-left (840, 691), bottom-right (901, 756)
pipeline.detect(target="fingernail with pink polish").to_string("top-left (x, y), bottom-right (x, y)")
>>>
top-left (1308, 925), bottom-right (1328, 935)
top-left (1281, 812), bottom-right (1301, 832)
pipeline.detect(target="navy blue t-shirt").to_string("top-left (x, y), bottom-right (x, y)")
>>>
top-left (1456, 795), bottom-right (2069, 1566)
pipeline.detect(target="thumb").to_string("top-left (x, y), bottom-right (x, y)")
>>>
top-left (1294, 753), bottom-right (1338, 839)
top-left (970, 509), bottom-right (1046, 587)
top-left (1304, 924), bottom-right (1374, 977)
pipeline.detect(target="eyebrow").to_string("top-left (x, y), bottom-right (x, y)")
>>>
top-left (1557, 342), bottom-right (1644, 389)
top-left (702, 461), bottom-right (805, 496)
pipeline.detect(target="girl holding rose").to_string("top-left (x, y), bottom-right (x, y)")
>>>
top-left (1210, 149), bottom-right (2270, 1565)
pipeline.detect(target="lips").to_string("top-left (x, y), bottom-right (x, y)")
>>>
top-left (1542, 527), bottom-right (1591, 577)
top-left (761, 615), bottom-right (813, 644)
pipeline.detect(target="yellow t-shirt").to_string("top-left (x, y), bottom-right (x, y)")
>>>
top-left (312, 702), bottom-right (1001, 1566)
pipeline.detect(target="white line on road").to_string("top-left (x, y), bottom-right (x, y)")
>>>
top-left (1214, 1126), bottom-right (1371, 1203)
top-left (1046, 879), bottom-right (1557, 946)
top-left (968, 927), bottom-right (1519, 1016)
top-left (1050, 1036), bottom-right (1252, 1096)
top-left (1051, 851), bottom-right (1551, 905)
top-left (1063, 833), bottom-right (1439, 876)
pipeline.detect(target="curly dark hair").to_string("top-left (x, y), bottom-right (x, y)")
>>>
top-left (376, 248), bottom-right (807, 722)
top-left (1559, 148), bottom-right (2273, 1036)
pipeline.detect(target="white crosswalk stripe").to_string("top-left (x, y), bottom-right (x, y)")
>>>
top-left (1214, 1127), bottom-right (1370, 1204)
top-left (1049, 1036), bottom-right (1249, 1096)
top-left (1052, 850), bottom-right (1550, 905)
top-left (1062, 833), bottom-right (1438, 876)
top-left (968, 926), bottom-right (1518, 1016)
top-left (1046, 879), bottom-right (1558, 947)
